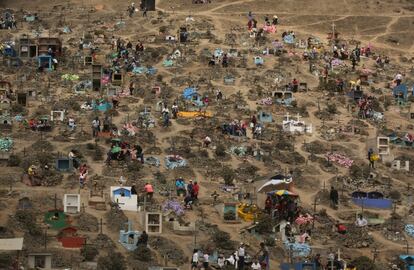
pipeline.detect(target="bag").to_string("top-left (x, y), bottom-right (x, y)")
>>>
top-left (370, 154), bottom-right (379, 161)
top-left (249, 122), bottom-right (254, 128)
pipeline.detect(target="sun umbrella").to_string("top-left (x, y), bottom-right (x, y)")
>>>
top-left (111, 146), bottom-right (121, 153)
top-left (267, 190), bottom-right (298, 197)
top-left (258, 179), bottom-right (288, 193)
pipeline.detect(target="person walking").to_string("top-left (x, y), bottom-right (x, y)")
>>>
top-left (237, 243), bottom-right (245, 270)
top-left (92, 117), bottom-right (100, 137)
top-left (330, 186), bottom-right (339, 209)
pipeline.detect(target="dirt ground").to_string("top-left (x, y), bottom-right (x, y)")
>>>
top-left (0, 0), bottom-right (414, 269)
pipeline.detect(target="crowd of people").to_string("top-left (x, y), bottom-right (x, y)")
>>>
top-left (175, 178), bottom-right (200, 209)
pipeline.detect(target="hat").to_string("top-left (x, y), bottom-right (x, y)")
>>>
top-left (273, 15), bottom-right (278, 19)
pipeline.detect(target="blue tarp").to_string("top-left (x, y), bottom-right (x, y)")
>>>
top-left (163, 59), bottom-right (174, 67)
top-left (132, 66), bottom-right (157, 75)
top-left (183, 87), bottom-right (197, 99)
top-left (144, 156), bottom-right (160, 167)
top-left (165, 155), bottom-right (187, 169)
top-left (254, 57), bottom-right (264, 65)
top-left (283, 34), bottom-right (295, 44)
top-left (4, 47), bottom-right (16, 57)
top-left (92, 101), bottom-right (112, 112)
top-left (393, 84), bottom-right (408, 99)
top-left (283, 241), bottom-right (311, 257)
top-left (406, 224), bottom-right (414, 238)
top-left (214, 48), bottom-right (223, 58)
top-left (351, 191), bottom-right (392, 209)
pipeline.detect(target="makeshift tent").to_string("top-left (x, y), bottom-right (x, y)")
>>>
top-left (399, 255), bottom-right (414, 270)
top-left (351, 191), bottom-right (392, 209)
top-left (267, 190), bottom-right (298, 196)
top-left (182, 87), bottom-right (197, 99)
top-left (258, 177), bottom-right (293, 193)
top-left (393, 84), bottom-right (408, 99)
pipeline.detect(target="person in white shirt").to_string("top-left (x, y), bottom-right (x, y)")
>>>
top-left (68, 117), bottom-right (76, 131)
top-left (203, 252), bottom-right (209, 269)
top-left (217, 255), bottom-right (225, 269)
top-left (395, 73), bottom-right (403, 86)
top-left (192, 250), bottom-right (199, 270)
top-left (355, 214), bottom-right (368, 227)
top-left (251, 260), bottom-right (261, 270)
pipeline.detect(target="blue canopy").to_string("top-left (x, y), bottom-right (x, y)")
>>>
top-left (393, 84), bottom-right (408, 99)
top-left (183, 87), bottom-right (197, 99)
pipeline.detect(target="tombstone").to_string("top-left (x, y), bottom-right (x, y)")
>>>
top-left (377, 137), bottom-right (390, 155)
top-left (224, 75), bottom-right (235, 85)
top-left (254, 56), bottom-right (264, 66)
top-left (64, 194), bottom-right (81, 214)
top-left (119, 221), bottom-right (141, 251)
top-left (223, 202), bottom-right (239, 223)
top-left (107, 86), bottom-right (121, 97)
top-left (140, 0), bottom-right (156, 11)
top-left (392, 160), bottom-right (410, 172)
top-left (37, 37), bottom-right (62, 56)
top-left (145, 212), bottom-right (162, 234)
top-left (299, 82), bottom-right (308, 92)
top-left (19, 35), bottom-right (38, 58)
top-left (112, 73), bottom-right (123, 86)
top-left (16, 92), bottom-right (28, 106)
top-left (84, 56), bottom-right (93, 66)
top-left (57, 227), bottom-right (85, 248)
top-left (0, 114), bottom-right (12, 131)
top-left (18, 197), bottom-right (33, 210)
top-left (179, 26), bottom-right (188, 43)
top-left (92, 64), bottom-right (103, 91)
top-left (89, 188), bottom-right (106, 210)
top-left (172, 221), bottom-right (196, 235)
top-left (165, 35), bottom-right (176, 42)
top-left (50, 110), bottom-right (65, 121)
top-left (258, 111), bottom-right (272, 123)
top-left (110, 186), bottom-right (138, 211)
top-left (27, 253), bottom-right (52, 269)
top-left (38, 55), bottom-right (53, 69)
top-left (55, 157), bottom-right (73, 172)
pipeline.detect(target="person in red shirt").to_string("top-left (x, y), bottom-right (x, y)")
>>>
top-left (192, 181), bottom-right (200, 200)
top-left (292, 78), bottom-right (299, 92)
top-left (336, 222), bottom-right (347, 234)
top-left (144, 183), bottom-right (154, 201)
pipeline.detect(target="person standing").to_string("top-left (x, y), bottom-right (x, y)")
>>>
top-left (144, 182), bottom-right (154, 201)
top-left (330, 186), bottom-right (339, 209)
top-left (203, 252), bottom-right (209, 270)
top-left (368, 148), bottom-right (375, 169)
top-left (187, 180), bottom-right (194, 197)
top-left (193, 181), bottom-right (200, 200)
top-left (92, 117), bottom-right (100, 137)
top-left (191, 250), bottom-right (199, 270)
top-left (258, 243), bottom-right (269, 270)
top-left (237, 243), bottom-right (245, 270)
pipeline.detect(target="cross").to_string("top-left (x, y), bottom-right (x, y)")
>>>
top-left (405, 240), bottom-right (412, 254)
top-left (371, 247), bottom-right (379, 263)
top-left (311, 197), bottom-right (319, 230)
top-left (392, 200), bottom-right (398, 215)
top-left (98, 218), bottom-right (107, 235)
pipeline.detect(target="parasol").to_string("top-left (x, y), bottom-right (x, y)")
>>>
top-left (267, 190), bottom-right (298, 197)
